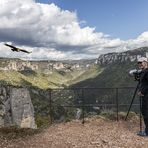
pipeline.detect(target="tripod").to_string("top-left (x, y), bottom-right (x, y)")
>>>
top-left (125, 81), bottom-right (143, 133)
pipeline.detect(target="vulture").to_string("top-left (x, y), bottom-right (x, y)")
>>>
top-left (4, 43), bottom-right (32, 54)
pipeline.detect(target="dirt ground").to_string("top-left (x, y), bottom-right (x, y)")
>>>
top-left (0, 116), bottom-right (148, 148)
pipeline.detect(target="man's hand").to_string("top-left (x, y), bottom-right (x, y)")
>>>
top-left (138, 91), bottom-right (144, 96)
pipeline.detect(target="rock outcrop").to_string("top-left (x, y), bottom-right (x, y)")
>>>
top-left (97, 47), bottom-right (148, 65)
top-left (0, 85), bottom-right (37, 129)
top-left (0, 58), bottom-right (96, 71)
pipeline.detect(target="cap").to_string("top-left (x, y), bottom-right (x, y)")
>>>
top-left (137, 57), bottom-right (148, 62)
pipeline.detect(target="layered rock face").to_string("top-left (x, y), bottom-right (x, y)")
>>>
top-left (0, 58), bottom-right (96, 71)
top-left (97, 51), bottom-right (148, 65)
top-left (0, 86), bottom-right (37, 129)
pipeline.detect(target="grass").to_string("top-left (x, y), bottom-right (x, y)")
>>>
top-left (0, 70), bottom-right (65, 89)
top-left (100, 111), bottom-right (138, 120)
top-left (67, 65), bottom-right (103, 85)
top-left (35, 115), bottom-right (51, 128)
top-left (0, 64), bottom-right (103, 89)
top-left (0, 126), bottom-right (41, 139)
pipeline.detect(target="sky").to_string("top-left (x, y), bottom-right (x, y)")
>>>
top-left (0, 0), bottom-right (148, 60)
top-left (36, 0), bottom-right (148, 40)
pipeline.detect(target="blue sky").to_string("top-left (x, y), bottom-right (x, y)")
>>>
top-left (36, 0), bottom-right (148, 40)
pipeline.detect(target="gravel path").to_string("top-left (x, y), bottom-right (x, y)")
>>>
top-left (0, 117), bottom-right (148, 148)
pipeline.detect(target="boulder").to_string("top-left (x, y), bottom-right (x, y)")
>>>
top-left (0, 86), bottom-right (37, 129)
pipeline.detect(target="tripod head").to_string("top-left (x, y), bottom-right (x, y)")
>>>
top-left (129, 69), bottom-right (142, 81)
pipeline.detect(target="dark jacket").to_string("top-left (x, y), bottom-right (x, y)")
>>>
top-left (139, 68), bottom-right (148, 95)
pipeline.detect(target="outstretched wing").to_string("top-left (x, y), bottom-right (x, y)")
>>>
top-left (4, 43), bottom-right (17, 50)
top-left (18, 48), bottom-right (32, 54)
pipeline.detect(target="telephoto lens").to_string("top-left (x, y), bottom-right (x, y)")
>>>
top-left (129, 69), bottom-right (142, 81)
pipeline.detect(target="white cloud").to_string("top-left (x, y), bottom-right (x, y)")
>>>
top-left (0, 0), bottom-right (148, 60)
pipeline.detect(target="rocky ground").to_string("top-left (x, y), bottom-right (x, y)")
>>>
top-left (0, 116), bottom-right (148, 148)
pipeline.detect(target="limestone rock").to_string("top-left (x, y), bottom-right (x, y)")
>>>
top-left (97, 49), bottom-right (148, 65)
top-left (0, 85), bottom-right (37, 129)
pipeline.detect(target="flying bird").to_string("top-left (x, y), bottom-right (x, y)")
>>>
top-left (4, 43), bottom-right (32, 54)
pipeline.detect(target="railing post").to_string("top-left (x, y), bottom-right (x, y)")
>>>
top-left (49, 89), bottom-right (53, 124)
top-left (82, 88), bottom-right (85, 124)
top-left (116, 88), bottom-right (119, 121)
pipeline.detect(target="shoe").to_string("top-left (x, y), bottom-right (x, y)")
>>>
top-left (137, 131), bottom-right (148, 137)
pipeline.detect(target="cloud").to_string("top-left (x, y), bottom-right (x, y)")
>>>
top-left (0, 0), bottom-right (148, 60)
top-left (0, 0), bottom-right (98, 47)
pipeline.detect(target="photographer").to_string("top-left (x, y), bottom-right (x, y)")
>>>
top-left (137, 57), bottom-right (148, 136)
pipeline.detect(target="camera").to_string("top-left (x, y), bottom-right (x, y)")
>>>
top-left (129, 69), bottom-right (142, 81)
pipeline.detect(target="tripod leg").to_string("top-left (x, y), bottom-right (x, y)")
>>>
top-left (140, 97), bottom-right (142, 132)
top-left (125, 82), bottom-right (140, 121)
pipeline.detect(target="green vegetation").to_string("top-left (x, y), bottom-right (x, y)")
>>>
top-left (0, 64), bottom-right (102, 89)
top-left (71, 61), bottom-right (137, 88)
top-left (100, 111), bottom-right (138, 120)
top-left (35, 115), bottom-right (51, 128)
top-left (0, 126), bottom-right (41, 139)
top-left (68, 65), bottom-right (103, 85)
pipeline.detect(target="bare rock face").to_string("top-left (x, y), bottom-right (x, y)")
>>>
top-left (97, 50), bottom-right (148, 66)
top-left (0, 86), bottom-right (37, 129)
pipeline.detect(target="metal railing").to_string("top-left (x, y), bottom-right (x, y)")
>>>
top-left (48, 87), bottom-right (140, 124)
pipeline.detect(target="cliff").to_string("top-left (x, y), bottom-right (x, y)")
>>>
top-left (0, 58), bottom-right (96, 71)
top-left (97, 47), bottom-right (148, 65)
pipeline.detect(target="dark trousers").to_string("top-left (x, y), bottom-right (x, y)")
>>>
top-left (141, 94), bottom-right (148, 134)
top-left (144, 118), bottom-right (148, 134)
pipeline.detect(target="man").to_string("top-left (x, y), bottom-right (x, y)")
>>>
top-left (137, 57), bottom-right (148, 136)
